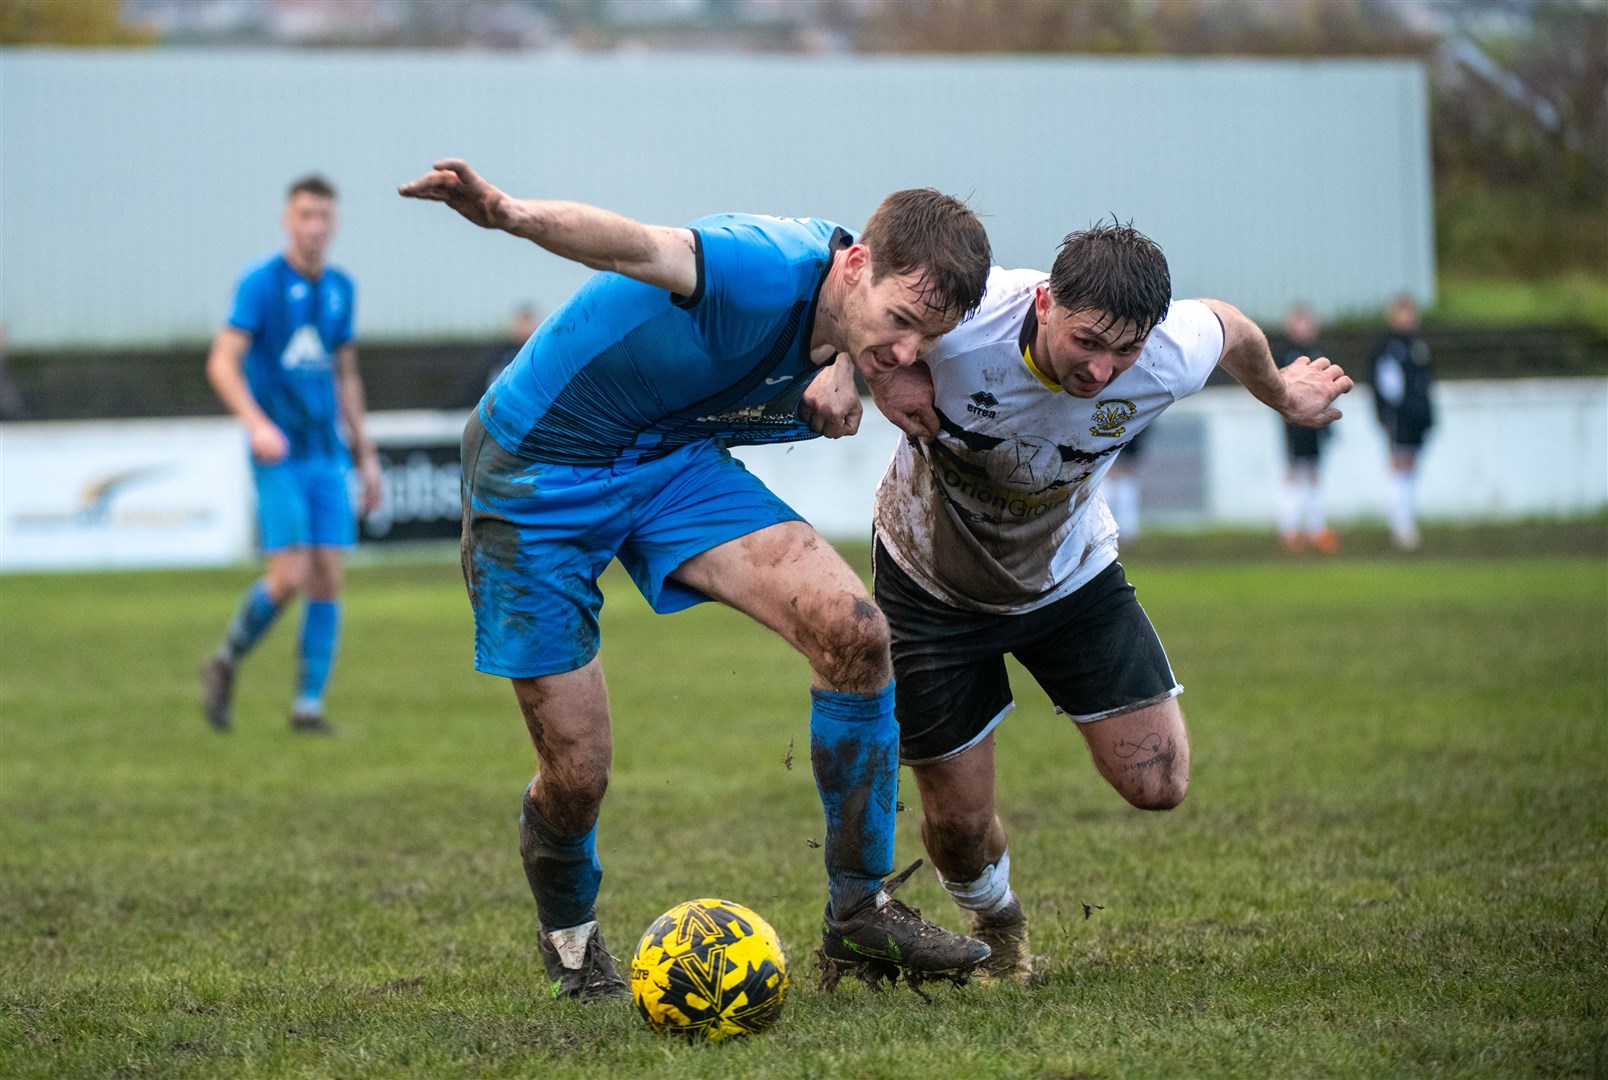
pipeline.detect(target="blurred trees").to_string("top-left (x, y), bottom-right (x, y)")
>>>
top-left (0, 0), bottom-right (155, 46)
top-left (858, 0), bottom-right (1606, 278)
top-left (856, 0), bottom-right (1429, 56)
top-left (1, 0), bottom-right (1598, 277)
top-left (1430, 1), bottom-right (1606, 276)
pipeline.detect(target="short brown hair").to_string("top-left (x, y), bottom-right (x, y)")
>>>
top-left (860, 189), bottom-right (991, 320)
top-left (287, 174), bottom-right (337, 201)
top-left (1049, 220), bottom-right (1171, 339)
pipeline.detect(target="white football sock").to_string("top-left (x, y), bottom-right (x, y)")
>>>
top-left (937, 849), bottom-right (1014, 916)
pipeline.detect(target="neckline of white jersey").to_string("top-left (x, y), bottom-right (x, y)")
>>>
top-left (1021, 342), bottom-right (1064, 393)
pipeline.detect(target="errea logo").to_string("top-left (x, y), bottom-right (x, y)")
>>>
top-left (967, 390), bottom-right (999, 419)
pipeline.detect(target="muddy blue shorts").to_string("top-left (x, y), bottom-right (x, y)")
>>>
top-left (253, 455), bottom-right (355, 552)
top-left (459, 414), bottom-right (804, 679)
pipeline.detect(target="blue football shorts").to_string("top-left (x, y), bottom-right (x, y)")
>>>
top-left (253, 455), bottom-right (355, 552)
top-left (459, 414), bottom-right (804, 679)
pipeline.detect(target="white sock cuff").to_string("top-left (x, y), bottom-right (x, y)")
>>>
top-left (546, 920), bottom-right (597, 969)
top-left (937, 849), bottom-right (1013, 914)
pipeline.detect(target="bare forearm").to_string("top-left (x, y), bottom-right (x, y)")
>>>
top-left (500, 199), bottom-right (670, 275)
top-left (1203, 299), bottom-right (1289, 413)
top-left (335, 346), bottom-right (375, 460)
top-left (400, 159), bottom-right (697, 295)
top-left (206, 330), bottom-right (273, 429)
top-left (1203, 299), bottom-right (1352, 428)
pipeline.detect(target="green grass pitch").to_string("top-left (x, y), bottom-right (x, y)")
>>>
top-left (2, 530), bottom-right (1604, 1078)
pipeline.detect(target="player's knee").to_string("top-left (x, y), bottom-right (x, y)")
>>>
top-left (266, 561), bottom-right (308, 600)
top-left (920, 799), bottom-right (993, 850)
top-left (539, 763), bottom-right (610, 830)
top-left (1122, 768), bottom-right (1189, 811)
top-left (808, 593), bottom-right (891, 691)
top-left (1130, 780), bottom-right (1188, 811)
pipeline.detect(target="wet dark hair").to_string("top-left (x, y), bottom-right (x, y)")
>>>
top-left (860, 188), bottom-right (991, 320)
top-left (287, 174), bottom-right (338, 201)
top-left (1048, 219), bottom-right (1171, 339)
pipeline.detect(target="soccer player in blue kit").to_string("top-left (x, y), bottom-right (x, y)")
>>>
top-left (201, 175), bottom-right (383, 735)
top-left (399, 158), bottom-right (994, 999)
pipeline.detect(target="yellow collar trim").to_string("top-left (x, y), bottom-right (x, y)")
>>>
top-left (1022, 342), bottom-right (1063, 392)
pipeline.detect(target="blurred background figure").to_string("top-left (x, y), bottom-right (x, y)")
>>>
top-left (1274, 304), bottom-right (1338, 553)
top-left (0, 323), bottom-right (27, 421)
top-left (1105, 426), bottom-right (1146, 540)
top-left (450, 303), bottom-right (539, 409)
top-left (200, 175), bottom-right (383, 736)
top-left (1371, 294), bottom-right (1436, 550)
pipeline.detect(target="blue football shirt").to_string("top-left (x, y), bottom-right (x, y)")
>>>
top-left (480, 214), bottom-right (850, 466)
top-left (228, 254), bottom-right (357, 460)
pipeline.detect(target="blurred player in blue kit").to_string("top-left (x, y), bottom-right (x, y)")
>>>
top-left (200, 175), bottom-right (383, 735)
top-left (869, 223), bottom-right (1353, 984)
top-left (398, 159), bottom-right (995, 999)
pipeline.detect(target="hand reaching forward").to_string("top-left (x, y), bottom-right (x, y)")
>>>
top-left (864, 361), bottom-right (939, 440)
top-left (798, 349), bottom-right (863, 439)
top-left (1278, 355), bottom-right (1354, 428)
top-left (398, 159), bottom-right (509, 230)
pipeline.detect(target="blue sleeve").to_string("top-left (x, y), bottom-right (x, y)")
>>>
top-left (227, 264), bottom-right (271, 336)
top-left (333, 275), bottom-right (356, 348)
top-left (675, 219), bottom-right (807, 361)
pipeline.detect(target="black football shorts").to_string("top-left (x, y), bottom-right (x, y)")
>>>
top-left (873, 539), bottom-right (1181, 765)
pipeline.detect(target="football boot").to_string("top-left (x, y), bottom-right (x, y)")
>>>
top-left (538, 920), bottom-right (630, 1001)
top-left (817, 860), bottom-right (990, 994)
top-left (970, 897), bottom-right (1034, 986)
top-left (199, 654), bottom-right (236, 732)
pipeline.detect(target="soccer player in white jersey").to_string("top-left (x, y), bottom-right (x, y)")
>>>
top-left (863, 222), bottom-right (1352, 983)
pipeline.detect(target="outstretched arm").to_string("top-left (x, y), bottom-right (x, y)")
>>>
top-left (1202, 299), bottom-right (1352, 428)
top-left (398, 158), bottom-right (698, 297)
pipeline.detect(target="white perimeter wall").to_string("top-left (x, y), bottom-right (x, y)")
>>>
top-left (1175, 377), bottom-right (1608, 527)
top-left (2, 378), bottom-right (1601, 572)
top-left (735, 377), bottom-right (1608, 536)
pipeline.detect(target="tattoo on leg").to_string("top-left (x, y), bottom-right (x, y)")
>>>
top-left (1115, 733), bottom-right (1176, 773)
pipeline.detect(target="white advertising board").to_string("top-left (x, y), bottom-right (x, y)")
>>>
top-left (1, 378), bottom-right (1601, 573)
top-left (735, 377), bottom-right (1608, 537)
top-left (0, 418), bottom-right (253, 571)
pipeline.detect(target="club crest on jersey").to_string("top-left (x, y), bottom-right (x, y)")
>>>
top-left (1090, 398), bottom-right (1138, 438)
top-left (967, 391), bottom-right (1000, 419)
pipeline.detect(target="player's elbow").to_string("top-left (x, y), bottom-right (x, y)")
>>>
top-left (205, 330), bottom-right (247, 384)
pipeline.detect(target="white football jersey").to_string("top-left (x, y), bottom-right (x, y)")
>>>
top-left (874, 267), bottom-right (1224, 613)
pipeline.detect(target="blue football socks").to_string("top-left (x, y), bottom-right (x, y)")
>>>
top-left (519, 788), bottom-right (603, 931)
top-left (222, 579), bottom-right (284, 662)
top-left (296, 599), bottom-right (340, 706)
top-left (810, 682), bottom-right (899, 919)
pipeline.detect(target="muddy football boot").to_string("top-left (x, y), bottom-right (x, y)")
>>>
top-left (818, 860), bottom-right (991, 993)
top-left (289, 704), bottom-right (335, 736)
top-left (971, 897), bottom-right (1033, 986)
top-left (200, 654), bottom-right (236, 732)
top-left (538, 920), bottom-right (630, 1001)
